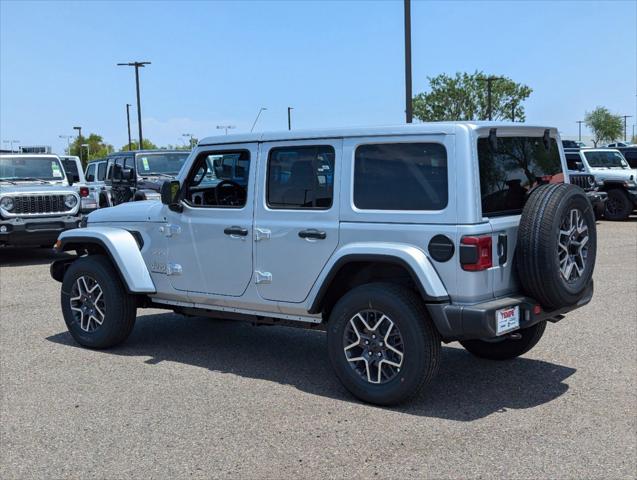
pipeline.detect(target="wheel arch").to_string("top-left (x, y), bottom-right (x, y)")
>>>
top-left (307, 244), bottom-right (449, 317)
top-left (53, 227), bottom-right (156, 293)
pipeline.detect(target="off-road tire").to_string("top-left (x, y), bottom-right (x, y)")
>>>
top-left (517, 183), bottom-right (596, 310)
top-left (327, 283), bottom-right (441, 406)
top-left (61, 255), bottom-right (137, 349)
top-left (460, 321), bottom-right (547, 360)
top-left (604, 188), bottom-right (632, 221)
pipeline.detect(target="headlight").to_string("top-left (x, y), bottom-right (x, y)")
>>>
top-left (0, 197), bottom-right (14, 211)
top-left (64, 194), bottom-right (78, 208)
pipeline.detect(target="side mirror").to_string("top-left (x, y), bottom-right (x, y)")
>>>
top-left (112, 163), bottom-right (122, 182)
top-left (67, 176), bottom-right (74, 186)
top-left (575, 161), bottom-right (584, 171)
top-left (86, 174), bottom-right (95, 182)
top-left (161, 180), bottom-right (182, 212)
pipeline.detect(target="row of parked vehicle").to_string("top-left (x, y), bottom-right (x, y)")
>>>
top-left (561, 141), bottom-right (637, 221)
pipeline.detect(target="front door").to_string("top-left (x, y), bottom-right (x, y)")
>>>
top-left (254, 139), bottom-right (341, 303)
top-left (165, 145), bottom-right (256, 297)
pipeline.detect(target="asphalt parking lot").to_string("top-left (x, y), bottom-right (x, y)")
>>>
top-left (1, 219), bottom-right (635, 479)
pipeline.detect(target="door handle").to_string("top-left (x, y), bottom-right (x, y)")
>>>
top-left (298, 229), bottom-right (327, 240)
top-left (224, 226), bottom-right (249, 237)
top-left (497, 233), bottom-right (508, 265)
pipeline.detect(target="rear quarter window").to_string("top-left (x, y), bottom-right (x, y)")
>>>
top-left (478, 136), bottom-right (563, 217)
top-left (353, 143), bottom-right (448, 210)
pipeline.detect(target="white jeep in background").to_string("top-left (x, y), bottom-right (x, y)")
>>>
top-left (51, 123), bottom-right (597, 405)
top-left (0, 154), bottom-right (82, 247)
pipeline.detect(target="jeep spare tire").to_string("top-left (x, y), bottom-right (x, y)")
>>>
top-left (516, 183), bottom-right (596, 310)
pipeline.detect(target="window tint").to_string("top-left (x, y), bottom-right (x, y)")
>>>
top-left (267, 145), bottom-right (335, 209)
top-left (85, 163), bottom-right (96, 181)
top-left (97, 162), bottom-right (107, 181)
top-left (478, 136), bottom-right (563, 216)
top-left (184, 151), bottom-right (250, 208)
top-left (354, 143), bottom-right (448, 210)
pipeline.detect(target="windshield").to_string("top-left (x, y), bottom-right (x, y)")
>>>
top-left (583, 151), bottom-right (628, 168)
top-left (136, 152), bottom-right (189, 176)
top-left (0, 156), bottom-right (66, 181)
top-left (478, 136), bottom-right (563, 216)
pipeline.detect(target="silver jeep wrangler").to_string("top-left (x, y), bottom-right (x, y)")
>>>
top-left (51, 123), bottom-right (596, 405)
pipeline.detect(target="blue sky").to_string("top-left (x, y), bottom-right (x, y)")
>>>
top-left (1, 0), bottom-right (636, 153)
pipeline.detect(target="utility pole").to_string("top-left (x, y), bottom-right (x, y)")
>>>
top-left (117, 61), bottom-right (151, 149)
top-left (73, 126), bottom-right (82, 162)
top-left (404, 0), bottom-right (413, 123)
top-left (126, 104), bottom-right (132, 151)
top-left (621, 115), bottom-right (633, 141)
top-left (251, 107), bottom-right (267, 133)
top-left (576, 120), bottom-right (584, 142)
top-left (287, 107), bottom-right (293, 130)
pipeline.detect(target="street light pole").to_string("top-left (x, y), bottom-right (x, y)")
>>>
top-left (621, 115), bottom-right (633, 141)
top-left (404, 0), bottom-right (413, 123)
top-left (576, 121), bottom-right (584, 142)
top-left (2, 140), bottom-right (20, 152)
top-left (73, 126), bottom-right (82, 162)
top-left (117, 61), bottom-right (151, 149)
top-left (58, 135), bottom-right (73, 154)
top-left (216, 125), bottom-right (235, 136)
top-left (251, 107), bottom-right (267, 133)
top-left (287, 107), bottom-right (293, 130)
top-left (182, 133), bottom-right (194, 149)
top-left (126, 104), bottom-right (132, 151)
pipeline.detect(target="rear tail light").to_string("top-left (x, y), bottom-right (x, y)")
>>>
top-left (460, 235), bottom-right (493, 271)
top-left (79, 187), bottom-right (89, 197)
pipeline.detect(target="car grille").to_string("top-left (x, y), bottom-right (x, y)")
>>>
top-left (11, 195), bottom-right (72, 215)
top-left (569, 174), bottom-right (596, 191)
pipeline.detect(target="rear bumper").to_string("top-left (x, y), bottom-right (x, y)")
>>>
top-left (0, 215), bottom-right (82, 247)
top-left (428, 281), bottom-right (594, 342)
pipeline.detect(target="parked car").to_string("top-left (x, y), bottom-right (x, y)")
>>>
top-left (84, 158), bottom-right (113, 209)
top-left (605, 141), bottom-right (635, 148)
top-left (106, 150), bottom-right (190, 206)
top-left (564, 148), bottom-right (637, 220)
top-left (59, 155), bottom-right (97, 213)
top-left (562, 140), bottom-right (580, 149)
top-left (616, 146), bottom-right (637, 169)
top-left (51, 123), bottom-right (597, 406)
top-left (0, 154), bottom-right (82, 247)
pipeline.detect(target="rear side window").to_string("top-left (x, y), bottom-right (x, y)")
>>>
top-left (267, 145), bottom-right (335, 209)
top-left (478, 136), bottom-right (563, 217)
top-left (354, 143), bottom-right (448, 210)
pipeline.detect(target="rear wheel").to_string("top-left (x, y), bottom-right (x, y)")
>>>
top-left (327, 283), bottom-right (441, 406)
top-left (604, 188), bottom-right (632, 220)
top-left (460, 321), bottom-right (547, 360)
top-left (61, 255), bottom-right (137, 348)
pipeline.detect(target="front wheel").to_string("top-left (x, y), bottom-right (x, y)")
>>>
top-left (327, 283), bottom-right (441, 406)
top-left (604, 189), bottom-right (632, 221)
top-left (61, 255), bottom-right (137, 349)
top-left (460, 321), bottom-right (547, 360)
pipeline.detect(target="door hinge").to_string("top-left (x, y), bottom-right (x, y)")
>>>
top-left (254, 228), bottom-right (271, 241)
top-left (166, 263), bottom-right (183, 276)
top-left (159, 224), bottom-right (181, 237)
top-left (255, 271), bottom-right (272, 284)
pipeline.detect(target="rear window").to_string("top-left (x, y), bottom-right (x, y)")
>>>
top-left (478, 136), bottom-right (563, 216)
top-left (354, 143), bottom-right (448, 210)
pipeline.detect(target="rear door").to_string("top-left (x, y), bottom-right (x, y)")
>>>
top-left (254, 139), bottom-right (341, 303)
top-left (476, 132), bottom-right (564, 297)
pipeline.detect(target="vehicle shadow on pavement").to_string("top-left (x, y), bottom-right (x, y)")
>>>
top-left (0, 247), bottom-right (62, 267)
top-left (47, 312), bottom-right (576, 421)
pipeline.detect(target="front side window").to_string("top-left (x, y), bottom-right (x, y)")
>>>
top-left (267, 145), bottom-right (335, 209)
top-left (478, 136), bottom-right (563, 216)
top-left (583, 150), bottom-right (629, 168)
top-left (97, 162), bottom-right (107, 181)
top-left (354, 143), bottom-right (448, 210)
top-left (183, 151), bottom-right (250, 208)
top-left (136, 152), bottom-right (190, 177)
top-left (85, 163), bottom-right (96, 182)
top-left (0, 156), bottom-right (65, 181)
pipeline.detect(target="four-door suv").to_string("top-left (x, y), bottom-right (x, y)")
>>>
top-left (51, 123), bottom-right (597, 405)
top-left (1, 154), bottom-right (82, 247)
top-left (106, 150), bottom-right (190, 206)
top-left (564, 148), bottom-right (637, 220)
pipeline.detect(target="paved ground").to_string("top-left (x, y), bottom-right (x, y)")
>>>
top-left (1, 219), bottom-right (636, 479)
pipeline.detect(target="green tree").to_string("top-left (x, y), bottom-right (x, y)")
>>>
top-left (69, 133), bottom-right (113, 167)
top-left (584, 107), bottom-right (623, 147)
top-left (412, 71), bottom-right (532, 122)
top-left (121, 139), bottom-right (158, 151)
